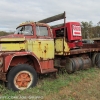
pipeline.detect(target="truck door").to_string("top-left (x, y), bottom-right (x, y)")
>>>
top-left (26, 24), bottom-right (56, 71)
top-left (32, 24), bottom-right (54, 60)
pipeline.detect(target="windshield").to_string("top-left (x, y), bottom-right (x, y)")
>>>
top-left (14, 27), bottom-right (23, 34)
top-left (14, 25), bottom-right (33, 35)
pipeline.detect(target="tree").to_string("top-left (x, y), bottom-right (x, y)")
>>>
top-left (0, 31), bottom-right (13, 36)
top-left (96, 21), bottom-right (100, 37)
top-left (81, 21), bottom-right (93, 39)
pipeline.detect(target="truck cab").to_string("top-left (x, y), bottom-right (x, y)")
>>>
top-left (0, 21), bottom-right (57, 91)
top-left (14, 22), bottom-right (55, 71)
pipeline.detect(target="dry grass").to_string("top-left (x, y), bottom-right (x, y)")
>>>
top-left (44, 68), bottom-right (100, 100)
top-left (0, 67), bottom-right (100, 100)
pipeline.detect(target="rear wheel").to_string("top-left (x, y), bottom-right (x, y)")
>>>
top-left (7, 64), bottom-right (37, 91)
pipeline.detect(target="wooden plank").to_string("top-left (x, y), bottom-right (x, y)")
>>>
top-left (51, 23), bottom-right (64, 28)
top-left (38, 12), bottom-right (66, 23)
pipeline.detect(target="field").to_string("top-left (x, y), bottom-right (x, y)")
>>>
top-left (0, 67), bottom-right (100, 100)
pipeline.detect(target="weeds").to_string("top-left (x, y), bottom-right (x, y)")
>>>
top-left (0, 68), bottom-right (99, 100)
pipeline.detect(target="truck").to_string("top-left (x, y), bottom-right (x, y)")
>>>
top-left (0, 12), bottom-right (100, 91)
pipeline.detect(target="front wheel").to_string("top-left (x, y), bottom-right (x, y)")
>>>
top-left (7, 64), bottom-right (37, 91)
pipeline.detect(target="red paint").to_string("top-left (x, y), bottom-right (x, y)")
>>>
top-left (4, 52), bottom-right (40, 72)
top-left (66, 22), bottom-right (82, 40)
top-left (17, 23), bottom-right (53, 39)
top-left (52, 22), bottom-right (83, 49)
top-left (40, 60), bottom-right (54, 70)
top-left (3, 51), bottom-right (55, 74)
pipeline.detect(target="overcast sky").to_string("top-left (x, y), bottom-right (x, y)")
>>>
top-left (0, 0), bottom-right (100, 31)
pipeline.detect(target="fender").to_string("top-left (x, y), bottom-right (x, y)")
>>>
top-left (3, 51), bottom-right (42, 73)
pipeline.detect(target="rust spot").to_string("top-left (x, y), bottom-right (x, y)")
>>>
top-left (40, 57), bottom-right (43, 61)
top-left (0, 72), bottom-right (6, 81)
top-left (44, 46), bottom-right (47, 53)
top-left (56, 51), bottom-right (62, 53)
top-left (20, 49), bottom-right (25, 51)
top-left (38, 42), bottom-right (41, 50)
top-left (44, 50), bottom-right (46, 53)
top-left (38, 42), bottom-right (41, 44)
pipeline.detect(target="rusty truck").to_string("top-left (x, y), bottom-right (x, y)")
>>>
top-left (0, 12), bottom-right (100, 91)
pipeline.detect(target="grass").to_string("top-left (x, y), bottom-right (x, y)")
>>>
top-left (0, 67), bottom-right (100, 100)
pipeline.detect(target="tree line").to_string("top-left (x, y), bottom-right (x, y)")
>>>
top-left (0, 31), bottom-right (13, 36)
top-left (81, 21), bottom-right (100, 39)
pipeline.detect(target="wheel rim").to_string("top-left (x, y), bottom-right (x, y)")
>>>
top-left (14, 71), bottom-right (33, 90)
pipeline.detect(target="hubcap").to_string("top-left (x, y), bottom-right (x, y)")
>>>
top-left (14, 71), bottom-right (33, 90)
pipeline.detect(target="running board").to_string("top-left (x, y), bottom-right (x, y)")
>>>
top-left (42, 68), bottom-right (57, 74)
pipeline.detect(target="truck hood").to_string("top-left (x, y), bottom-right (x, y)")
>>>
top-left (0, 34), bottom-right (25, 42)
top-left (0, 34), bottom-right (26, 51)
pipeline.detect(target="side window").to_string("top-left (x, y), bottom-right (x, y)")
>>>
top-left (36, 26), bottom-right (48, 36)
top-left (24, 26), bottom-right (33, 35)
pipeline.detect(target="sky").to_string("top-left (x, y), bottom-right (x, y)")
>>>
top-left (0, 0), bottom-right (100, 32)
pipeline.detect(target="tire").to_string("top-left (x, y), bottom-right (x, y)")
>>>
top-left (7, 64), bottom-right (37, 91)
top-left (92, 53), bottom-right (97, 67)
top-left (95, 53), bottom-right (100, 68)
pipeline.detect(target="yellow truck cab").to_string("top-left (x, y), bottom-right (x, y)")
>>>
top-left (0, 21), bottom-right (57, 91)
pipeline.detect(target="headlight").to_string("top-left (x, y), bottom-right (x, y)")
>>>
top-left (0, 57), bottom-right (3, 67)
